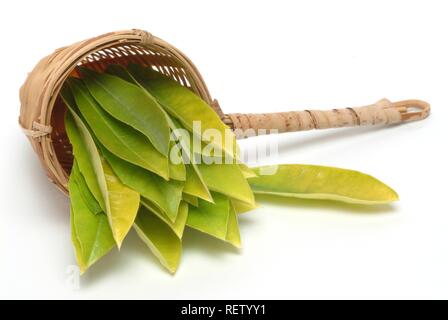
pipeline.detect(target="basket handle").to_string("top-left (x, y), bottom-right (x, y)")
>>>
top-left (223, 98), bottom-right (430, 138)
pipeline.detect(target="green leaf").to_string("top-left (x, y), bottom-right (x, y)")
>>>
top-left (67, 78), bottom-right (170, 180)
top-left (63, 86), bottom-right (141, 247)
top-left (230, 198), bottom-right (259, 214)
top-left (102, 160), bottom-right (141, 247)
top-left (141, 199), bottom-right (188, 238)
top-left (197, 163), bottom-right (255, 205)
top-left (168, 140), bottom-right (186, 181)
top-left (104, 66), bottom-right (210, 198)
top-left (170, 163), bottom-right (186, 181)
top-left (239, 163), bottom-right (257, 178)
top-left (187, 192), bottom-right (230, 241)
top-left (62, 92), bottom-right (107, 213)
top-left (169, 118), bottom-right (213, 202)
top-left (105, 65), bottom-right (187, 181)
top-left (100, 144), bottom-right (183, 223)
top-left (226, 204), bottom-right (241, 248)
top-left (183, 165), bottom-right (214, 203)
top-left (248, 165), bottom-right (399, 205)
top-left (105, 64), bottom-right (135, 83)
top-left (134, 205), bottom-right (182, 273)
top-left (80, 67), bottom-right (170, 156)
top-left (127, 64), bottom-right (238, 160)
top-left (71, 161), bottom-right (102, 215)
top-left (182, 193), bottom-right (198, 207)
top-left (68, 175), bottom-right (115, 274)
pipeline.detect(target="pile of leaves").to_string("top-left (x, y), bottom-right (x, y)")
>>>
top-left (62, 64), bottom-right (398, 274)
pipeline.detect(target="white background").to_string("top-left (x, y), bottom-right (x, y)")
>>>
top-left (1, 0), bottom-right (447, 299)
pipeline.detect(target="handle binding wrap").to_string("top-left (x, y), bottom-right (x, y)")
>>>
top-left (225, 98), bottom-right (430, 138)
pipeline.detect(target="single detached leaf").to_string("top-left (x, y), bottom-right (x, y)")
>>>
top-left (68, 176), bottom-right (115, 274)
top-left (226, 204), bottom-right (241, 248)
top-left (198, 163), bottom-right (255, 205)
top-left (67, 78), bottom-right (169, 180)
top-left (141, 199), bottom-right (188, 238)
top-left (100, 145), bottom-right (183, 222)
top-left (249, 165), bottom-right (399, 205)
top-left (134, 205), bottom-right (182, 273)
top-left (80, 67), bottom-right (170, 156)
top-left (187, 192), bottom-right (230, 241)
top-left (102, 160), bottom-right (140, 247)
top-left (62, 90), bottom-right (106, 213)
top-left (72, 161), bottom-right (102, 215)
top-left (127, 64), bottom-right (238, 159)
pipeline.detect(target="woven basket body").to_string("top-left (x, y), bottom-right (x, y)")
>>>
top-left (19, 29), bottom-right (223, 194)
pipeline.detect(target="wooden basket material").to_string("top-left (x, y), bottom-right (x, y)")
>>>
top-left (19, 29), bottom-right (430, 194)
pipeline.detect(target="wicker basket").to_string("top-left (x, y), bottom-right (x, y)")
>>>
top-left (19, 29), bottom-right (430, 194)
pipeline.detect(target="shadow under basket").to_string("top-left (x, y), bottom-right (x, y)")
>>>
top-left (18, 29), bottom-right (431, 195)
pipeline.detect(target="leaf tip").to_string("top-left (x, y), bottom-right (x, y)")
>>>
top-left (229, 240), bottom-right (242, 249)
top-left (378, 180), bottom-right (399, 203)
top-left (114, 237), bottom-right (124, 250)
top-left (167, 265), bottom-right (179, 275)
top-left (390, 188), bottom-right (400, 202)
top-left (79, 267), bottom-right (87, 276)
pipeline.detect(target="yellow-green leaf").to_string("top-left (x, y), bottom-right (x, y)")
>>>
top-left (231, 198), bottom-right (259, 214)
top-left (169, 117), bottom-right (213, 203)
top-left (141, 199), bottom-right (188, 238)
top-left (134, 205), bottom-right (182, 273)
top-left (198, 163), bottom-right (255, 205)
top-left (62, 90), bottom-right (106, 213)
top-left (64, 103), bottom-right (122, 246)
top-left (102, 160), bottom-right (141, 247)
top-left (183, 164), bottom-right (214, 203)
top-left (71, 161), bottom-right (102, 215)
top-left (100, 144), bottom-right (183, 223)
top-left (239, 163), bottom-right (257, 178)
top-left (168, 140), bottom-right (186, 181)
top-left (105, 65), bottom-right (197, 185)
top-left (80, 67), bottom-right (170, 156)
top-left (182, 193), bottom-right (198, 207)
top-left (226, 204), bottom-right (241, 248)
top-left (104, 65), bottom-right (186, 182)
top-left (68, 176), bottom-right (115, 274)
top-left (127, 64), bottom-right (238, 159)
top-left (63, 87), bottom-right (141, 247)
top-left (70, 205), bottom-right (83, 269)
top-left (67, 78), bottom-right (169, 180)
top-left (249, 165), bottom-right (399, 205)
top-left (187, 192), bottom-right (230, 241)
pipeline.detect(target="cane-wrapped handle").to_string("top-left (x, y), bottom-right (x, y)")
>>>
top-left (224, 98), bottom-right (430, 138)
